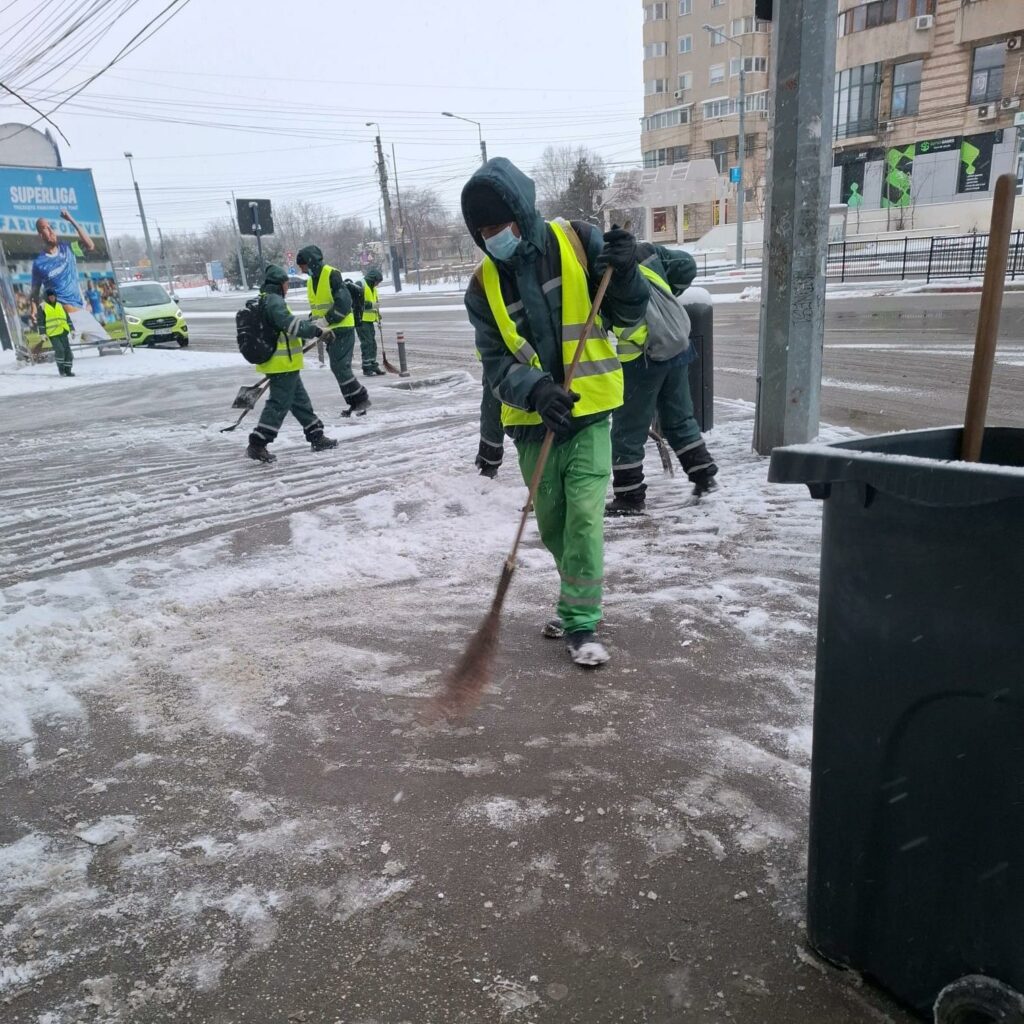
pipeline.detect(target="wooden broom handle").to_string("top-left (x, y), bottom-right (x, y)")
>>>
top-left (504, 265), bottom-right (616, 568)
top-left (962, 173), bottom-right (1016, 462)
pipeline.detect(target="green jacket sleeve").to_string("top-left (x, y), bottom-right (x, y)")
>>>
top-left (465, 278), bottom-right (549, 411)
top-left (327, 269), bottom-right (352, 323)
top-left (572, 221), bottom-right (649, 330)
top-left (479, 370), bottom-right (504, 445)
top-left (263, 292), bottom-right (320, 340)
top-left (653, 244), bottom-right (698, 295)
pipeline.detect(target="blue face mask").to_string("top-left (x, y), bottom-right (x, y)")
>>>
top-left (484, 225), bottom-right (521, 261)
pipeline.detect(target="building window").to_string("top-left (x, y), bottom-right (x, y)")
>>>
top-left (652, 208), bottom-right (669, 233)
top-left (644, 2), bottom-right (668, 21)
top-left (710, 0), bottom-right (725, 6)
top-left (731, 16), bottom-right (770, 34)
top-left (837, 0), bottom-right (934, 37)
top-left (709, 64), bottom-right (725, 85)
top-left (644, 41), bottom-right (667, 59)
top-left (730, 56), bottom-right (768, 76)
top-left (833, 62), bottom-right (882, 140)
top-left (643, 146), bottom-right (691, 168)
top-left (678, 71), bottom-right (693, 91)
top-left (678, 34), bottom-right (693, 53)
top-left (678, 0), bottom-right (692, 14)
top-left (645, 78), bottom-right (669, 95)
top-left (642, 106), bottom-right (693, 131)
top-left (891, 59), bottom-right (922, 117)
top-left (709, 25), bottom-right (726, 45)
top-left (970, 42), bottom-right (1005, 105)
top-left (711, 138), bottom-right (731, 173)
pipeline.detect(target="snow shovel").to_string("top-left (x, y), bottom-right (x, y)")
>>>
top-left (220, 339), bottom-right (321, 433)
top-left (375, 319), bottom-right (400, 374)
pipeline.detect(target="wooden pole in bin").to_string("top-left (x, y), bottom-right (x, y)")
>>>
top-left (962, 174), bottom-right (1016, 463)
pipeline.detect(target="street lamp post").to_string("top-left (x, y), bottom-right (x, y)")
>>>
top-left (703, 26), bottom-right (746, 268)
top-left (226, 195), bottom-right (248, 290)
top-left (366, 121), bottom-right (402, 292)
top-left (442, 111), bottom-right (488, 165)
top-left (124, 152), bottom-right (158, 280)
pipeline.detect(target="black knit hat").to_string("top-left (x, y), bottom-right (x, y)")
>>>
top-left (461, 181), bottom-right (515, 232)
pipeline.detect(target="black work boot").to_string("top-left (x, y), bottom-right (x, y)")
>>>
top-left (246, 442), bottom-right (276, 463)
top-left (310, 434), bottom-right (339, 452)
top-left (677, 440), bottom-right (718, 495)
top-left (566, 630), bottom-right (610, 667)
top-left (608, 463), bottom-right (647, 516)
top-left (605, 494), bottom-right (646, 517)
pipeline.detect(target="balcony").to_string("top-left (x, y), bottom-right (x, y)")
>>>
top-left (837, 16), bottom-right (934, 69)
top-left (956, 0), bottom-right (1024, 45)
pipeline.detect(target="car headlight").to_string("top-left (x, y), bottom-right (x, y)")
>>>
top-left (125, 314), bottom-right (141, 324)
top-left (174, 308), bottom-right (185, 319)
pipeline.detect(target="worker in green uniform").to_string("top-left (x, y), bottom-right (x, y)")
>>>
top-left (356, 267), bottom-right (386, 376)
top-left (39, 288), bottom-right (74, 376)
top-left (296, 245), bottom-right (371, 416)
top-left (462, 157), bottom-right (648, 667)
top-left (247, 265), bottom-right (338, 464)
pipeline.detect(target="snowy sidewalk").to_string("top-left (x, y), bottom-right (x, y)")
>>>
top-left (0, 368), bottom-right (912, 1023)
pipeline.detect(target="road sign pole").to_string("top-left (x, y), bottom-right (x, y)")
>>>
top-left (752, 0), bottom-right (839, 454)
top-left (249, 202), bottom-right (264, 277)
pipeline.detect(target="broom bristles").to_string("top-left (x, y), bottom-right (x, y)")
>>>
top-left (431, 563), bottom-right (515, 719)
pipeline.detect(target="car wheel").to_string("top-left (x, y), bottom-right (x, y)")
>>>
top-left (177, 337), bottom-right (189, 348)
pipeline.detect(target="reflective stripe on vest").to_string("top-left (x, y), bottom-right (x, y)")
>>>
top-left (256, 307), bottom-right (305, 374)
top-left (612, 262), bottom-right (674, 362)
top-left (362, 283), bottom-right (379, 322)
top-left (42, 301), bottom-right (69, 337)
top-left (480, 219), bottom-right (623, 427)
top-left (306, 265), bottom-right (354, 329)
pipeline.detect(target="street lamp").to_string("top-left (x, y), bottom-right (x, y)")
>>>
top-left (124, 151), bottom-right (158, 280)
top-left (226, 197), bottom-right (248, 290)
top-left (442, 111), bottom-right (488, 165)
top-left (702, 25), bottom-right (747, 267)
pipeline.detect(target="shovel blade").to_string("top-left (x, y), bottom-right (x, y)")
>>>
top-left (231, 384), bottom-right (265, 410)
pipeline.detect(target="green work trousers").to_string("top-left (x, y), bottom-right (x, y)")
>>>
top-left (49, 331), bottom-right (73, 373)
top-left (515, 419), bottom-right (611, 634)
top-left (327, 327), bottom-right (369, 408)
top-left (356, 321), bottom-right (380, 372)
top-left (249, 371), bottom-right (322, 447)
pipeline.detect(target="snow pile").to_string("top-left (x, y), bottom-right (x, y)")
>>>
top-left (0, 346), bottom-right (244, 398)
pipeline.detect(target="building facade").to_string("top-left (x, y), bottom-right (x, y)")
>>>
top-left (641, 0), bottom-right (773, 239)
top-left (640, 0), bottom-right (1024, 239)
top-left (832, 0), bottom-right (1024, 227)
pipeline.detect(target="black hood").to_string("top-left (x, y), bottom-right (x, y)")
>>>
top-left (263, 264), bottom-right (289, 296)
top-left (296, 245), bottom-right (323, 273)
top-left (460, 157), bottom-right (545, 260)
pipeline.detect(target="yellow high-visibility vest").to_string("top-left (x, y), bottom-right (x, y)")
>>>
top-left (480, 220), bottom-right (622, 427)
top-left (256, 302), bottom-right (305, 374)
top-left (306, 264), bottom-right (354, 329)
top-left (612, 262), bottom-right (674, 362)
top-left (362, 282), bottom-right (379, 322)
top-left (42, 300), bottom-right (70, 337)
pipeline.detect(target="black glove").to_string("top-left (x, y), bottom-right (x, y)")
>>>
top-left (475, 438), bottom-right (503, 478)
top-left (530, 378), bottom-right (580, 437)
top-left (595, 226), bottom-right (637, 277)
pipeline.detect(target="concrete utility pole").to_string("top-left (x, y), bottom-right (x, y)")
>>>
top-left (752, 0), bottom-right (839, 455)
top-left (391, 143), bottom-right (410, 282)
top-left (227, 194), bottom-right (248, 290)
top-left (124, 152), bottom-right (157, 281)
top-left (367, 122), bottom-right (402, 292)
top-left (155, 224), bottom-right (172, 292)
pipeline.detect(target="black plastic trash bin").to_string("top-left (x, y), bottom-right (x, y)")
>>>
top-left (682, 288), bottom-right (713, 433)
top-left (768, 427), bottom-right (1024, 1020)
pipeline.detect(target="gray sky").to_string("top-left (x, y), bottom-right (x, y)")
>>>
top-left (0, 0), bottom-right (642, 238)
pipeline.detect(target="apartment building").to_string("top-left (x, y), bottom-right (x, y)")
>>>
top-left (640, 0), bottom-right (1024, 240)
top-left (832, 0), bottom-right (1024, 225)
top-left (641, 0), bottom-right (772, 238)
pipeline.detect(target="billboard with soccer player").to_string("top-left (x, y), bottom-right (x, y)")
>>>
top-left (0, 164), bottom-right (127, 361)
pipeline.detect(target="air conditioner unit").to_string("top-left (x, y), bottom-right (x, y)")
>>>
top-left (977, 104), bottom-right (996, 122)
top-left (1008, 35), bottom-right (1023, 52)
top-left (1001, 96), bottom-right (1021, 110)
top-left (914, 14), bottom-right (933, 30)
top-left (674, 89), bottom-right (686, 100)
